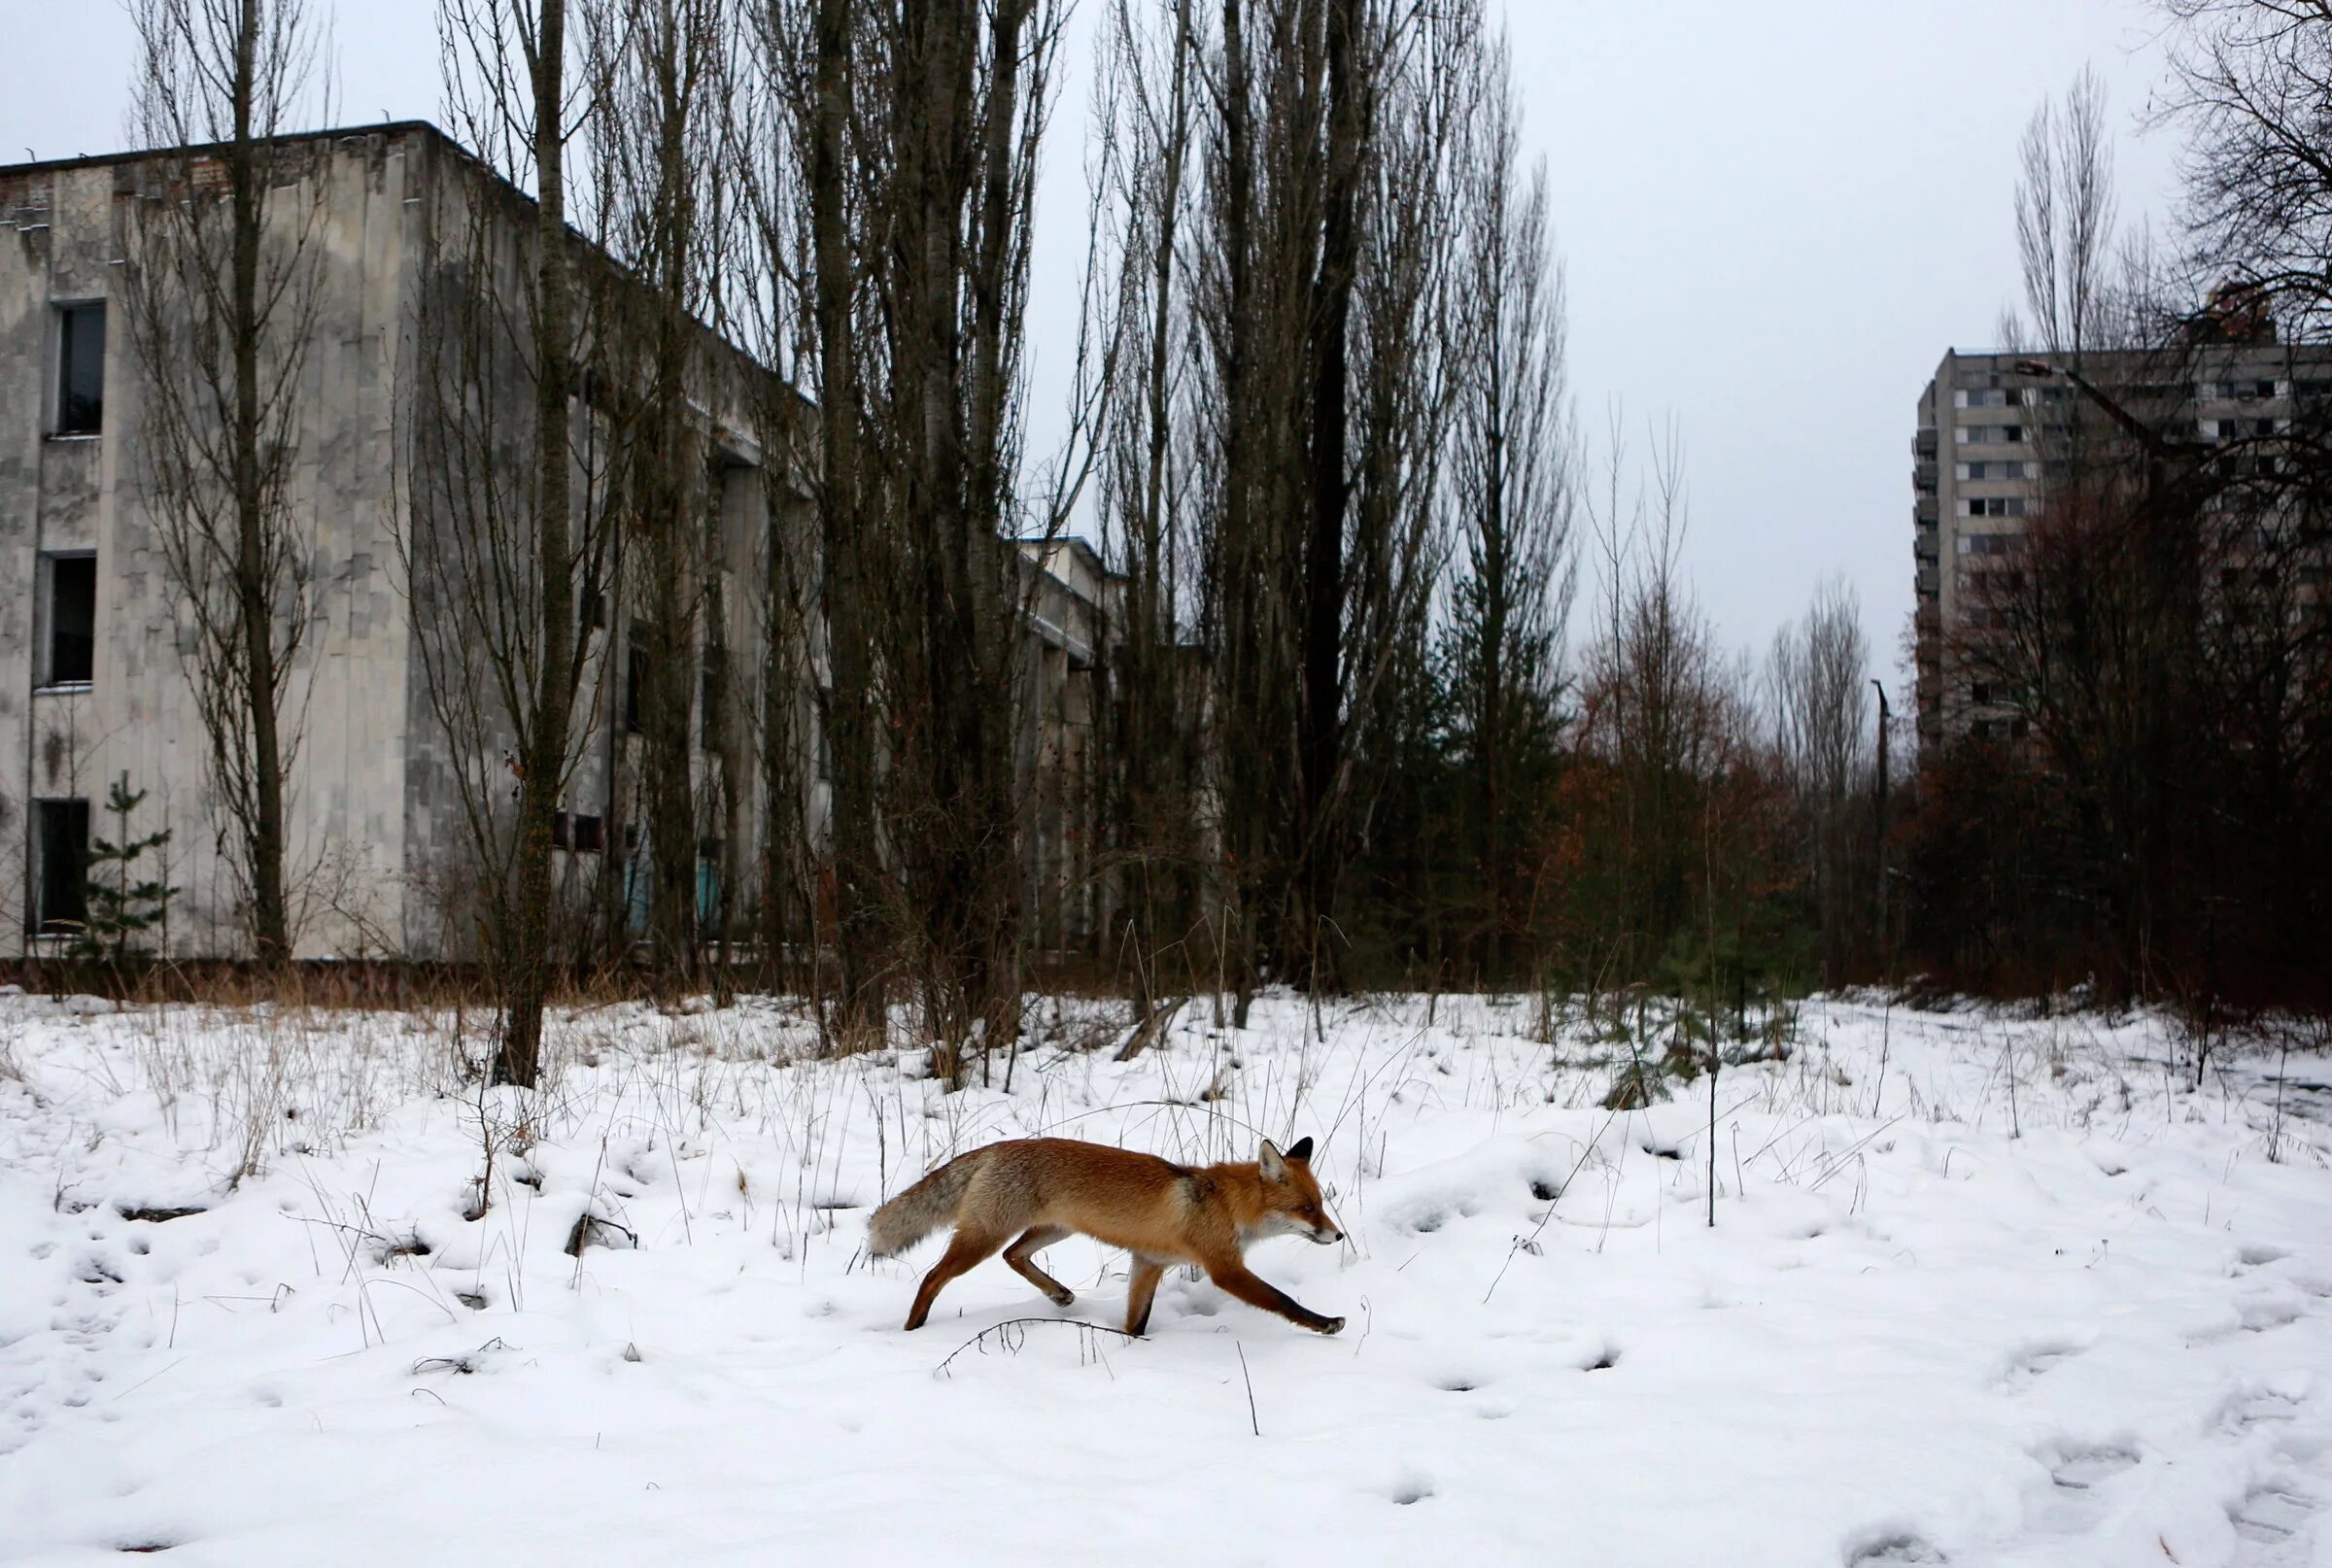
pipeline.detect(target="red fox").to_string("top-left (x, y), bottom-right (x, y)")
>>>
top-left (868, 1136), bottom-right (1346, 1336)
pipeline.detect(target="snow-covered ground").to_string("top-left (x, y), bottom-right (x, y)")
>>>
top-left (1, 987), bottom-right (2328, 1567)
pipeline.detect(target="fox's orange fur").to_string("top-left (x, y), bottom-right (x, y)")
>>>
top-left (868, 1136), bottom-right (1346, 1336)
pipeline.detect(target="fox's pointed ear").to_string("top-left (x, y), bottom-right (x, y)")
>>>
top-left (1286, 1136), bottom-right (1314, 1163)
top-left (1257, 1140), bottom-right (1286, 1181)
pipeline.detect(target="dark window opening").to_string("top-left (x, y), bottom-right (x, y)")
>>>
top-left (697, 840), bottom-right (725, 932)
top-left (626, 626), bottom-right (650, 734)
top-left (44, 554), bottom-right (96, 686)
top-left (553, 811), bottom-right (573, 850)
top-left (701, 645), bottom-right (727, 753)
top-left (35, 799), bottom-right (90, 937)
top-left (56, 302), bottom-right (105, 435)
top-left (572, 814), bottom-right (604, 853)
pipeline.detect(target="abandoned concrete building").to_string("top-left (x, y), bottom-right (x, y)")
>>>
top-left (1911, 305), bottom-right (2332, 749)
top-left (1, 121), bottom-right (1117, 963)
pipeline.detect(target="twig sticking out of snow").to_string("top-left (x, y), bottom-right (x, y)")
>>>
top-left (1484, 1107), bottom-right (1619, 1304)
top-left (932, 1316), bottom-right (1142, 1380)
top-left (1236, 1342), bottom-right (1259, 1436)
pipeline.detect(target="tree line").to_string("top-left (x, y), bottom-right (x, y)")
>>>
top-left (111, 0), bottom-right (2330, 1087)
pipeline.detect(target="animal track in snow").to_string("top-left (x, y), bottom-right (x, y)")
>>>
top-left (2042, 1442), bottom-right (2137, 1490)
top-left (2001, 1340), bottom-right (2082, 1388)
top-left (2019, 1439), bottom-right (2140, 1534)
top-left (2238, 1296), bottom-right (2306, 1334)
top-left (1845, 1530), bottom-right (1947, 1564)
top-left (2222, 1388), bottom-right (2304, 1436)
top-left (2227, 1483), bottom-right (2315, 1551)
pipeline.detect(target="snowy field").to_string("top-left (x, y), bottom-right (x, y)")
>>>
top-left (2, 987), bottom-right (2329, 1567)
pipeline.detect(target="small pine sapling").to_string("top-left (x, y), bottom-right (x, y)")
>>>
top-left (74, 772), bottom-right (176, 976)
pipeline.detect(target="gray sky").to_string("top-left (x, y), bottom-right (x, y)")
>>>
top-left (4, 0), bottom-right (2181, 681)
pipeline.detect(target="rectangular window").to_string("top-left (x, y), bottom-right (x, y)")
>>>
top-left (1958, 425), bottom-right (2027, 446)
top-left (572, 814), bottom-right (605, 853)
top-left (626, 625), bottom-right (650, 735)
top-left (34, 799), bottom-right (91, 936)
top-left (553, 810), bottom-right (574, 851)
top-left (696, 839), bottom-right (725, 932)
top-left (56, 302), bottom-right (105, 435)
top-left (700, 644), bottom-right (727, 753)
top-left (41, 553), bottom-right (96, 687)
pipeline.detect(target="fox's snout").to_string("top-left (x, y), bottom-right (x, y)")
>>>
top-left (1308, 1222), bottom-right (1344, 1245)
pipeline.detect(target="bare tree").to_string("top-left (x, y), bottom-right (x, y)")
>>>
top-left (590, 0), bottom-right (732, 986)
top-left (2014, 67), bottom-right (2119, 359)
top-left (741, 0), bottom-right (894, 1040)
top-left (2161, 0), bottom-right (2332, 335)
top-left (408, 0), bottom-right (615, 1083)
top-left (123, 0), bottom-right (331, 965)
top-left (1766, 578), bottom-right (1870, 983)
top-left (840, 0), bottom-right (1091, 1079)
top-left (1094, 0), bottom-right (1201, 1023)
top-left (1190, 0), bottom-right (1480, 1010)
top-left (1443, 25), bottom-right (1575, 976)
top-left (1571, 421), bottom-right (1740, 977)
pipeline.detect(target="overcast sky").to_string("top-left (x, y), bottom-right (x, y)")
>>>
top-left (4, 0), bottom-right (2182, 681)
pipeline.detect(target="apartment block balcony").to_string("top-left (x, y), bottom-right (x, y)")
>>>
top-left (1914, 428), bottom-right (1938, 460)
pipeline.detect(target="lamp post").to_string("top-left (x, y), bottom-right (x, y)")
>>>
top-left (1870, 677), bottom-right (1889, 961)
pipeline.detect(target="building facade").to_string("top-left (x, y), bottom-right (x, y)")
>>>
top-left (1, 121), bottom-right (1125, 967)
top-left (0, 123), bottom-right (813, 960)
top-left (1911, 336), bottom-right (2332, 748)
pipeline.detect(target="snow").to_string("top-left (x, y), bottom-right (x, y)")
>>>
top-left (1, 990), bottom-right (2329, 1566)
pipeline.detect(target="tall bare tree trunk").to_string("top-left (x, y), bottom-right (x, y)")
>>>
top-left (223, 2), bottom-right (292, 966)
top-left (1293, 0), bottom-right (1362, 994)
top-left (127, 0), bottom-right (326, 966)
top-left (503, 0), bottom-right (577, 1082)
top-left (810, 0), bottom-right (887, 1036)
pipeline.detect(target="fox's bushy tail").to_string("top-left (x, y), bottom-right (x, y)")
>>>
top-left (868, 1148), bottom-right (988, 1257)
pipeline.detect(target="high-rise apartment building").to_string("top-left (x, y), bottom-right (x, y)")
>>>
top-left (1911, 333), bottom-right (2331, 748)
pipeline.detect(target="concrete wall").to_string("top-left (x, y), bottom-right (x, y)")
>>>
top-left (1, 133), bottom-right (424, 957)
